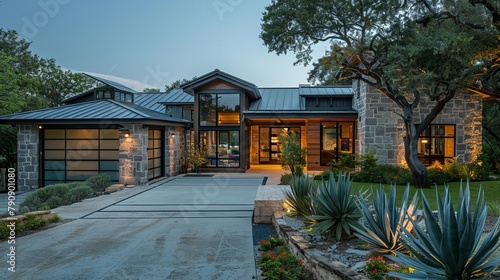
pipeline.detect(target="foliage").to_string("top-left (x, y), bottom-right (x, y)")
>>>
top-left (259, 236), bottom-right (286, 251)
top-left (0, 214), bottom-right (60, 239)
top-left (258, 237), bottom-right (304, 280)
top-left (164, 76), bottom-right (197, 92)
top-left (260, 0), bottom-right (500, 187)
top-left (0, 29), bottom-right (93, 166)
top-left (308, 171), bottom-right (366, 240)
top-left (280, 173), bottom-right (293, 185)
top-left (365, 253), bottom-right (414, 280)
top-left (285, 175), bottom-right (317, 217)
top-left (85, 174), bottom-right (112, 193)
top-left (279, 131), bottom-right (307, 176)
top-left (63, 185), bottom-right (94, 204)
top-left (354, 184), bottom-right (419, 254)
top-left (142, 87), bottom-right (160, 92)
top-left (355, 164), bottom-right (414, 186)
top-left (328, 153), bottom-right (357, 173)
top-left (20, 175), bottom-right (105, 212)
top-left (37, 58), bottom-right (95, 107)
top-left (20, 184), bottom-right (71, 212)
top-left (187, 146), bottom-right (209, 174)
top-left (483, 100), bottom-right (500, 173)
top-left (387, 181), bottom-right (500, 279)
top-left (488, 200), bottom-right (500, 217)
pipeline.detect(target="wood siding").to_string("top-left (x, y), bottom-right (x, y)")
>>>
top-left (307, 120), bottom-right (321, 171)
top-left (199, 79), bottom-right (241, 90)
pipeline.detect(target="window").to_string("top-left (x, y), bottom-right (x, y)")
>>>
top-left (320, 122), bottom-right (355, 166)
top-left (199, 93), bottom-right (240, 126)
top-left (418, 124), bottom-right (455, 165)
top-left (200, 130), bottom-right (239, 168)
top-left (148, 129), bottom-right (164, 179)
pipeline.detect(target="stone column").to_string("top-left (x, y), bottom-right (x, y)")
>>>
top-left (119, 124), bottom-right (148, 185)
top-left (17, 125), bottom-right (39, 191)
top-left (165, 126), bottom-right (185, 176)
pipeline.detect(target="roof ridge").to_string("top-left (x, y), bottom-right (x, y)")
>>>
top-left (106, 99), bottom-right (150, 118)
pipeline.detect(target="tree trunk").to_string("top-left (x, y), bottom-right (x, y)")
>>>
top-left (404, 136), bottom-right (430, 187)
top-left (402, 105), bottom-right (430, 188)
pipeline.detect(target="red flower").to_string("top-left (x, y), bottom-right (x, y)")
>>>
top-left (298, 260), bottom-right (303, 265)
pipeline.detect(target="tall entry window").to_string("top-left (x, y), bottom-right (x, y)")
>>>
top-left (418, 124), bottom-right (455, 165)
top-left (198, 92), bottom-right (241, 168)
top-left (320, 122), bottom-right (355, 166)
top-left (43, 128), bottom-right (119, 186)
top-left (200, 130), bottom-right (240, 167)
top-left (199, 93), bottom-right (240, 126)
top-left (148, 129), bottom-right (164, 180)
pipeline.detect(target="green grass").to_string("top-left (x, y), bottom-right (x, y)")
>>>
top-left (352, 180), bottom-right (500, 211)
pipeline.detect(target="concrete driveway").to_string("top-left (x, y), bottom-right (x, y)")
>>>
top-left (1, 175), bottom-right (263, 280)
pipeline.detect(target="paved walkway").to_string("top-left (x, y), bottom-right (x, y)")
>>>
top-left (1, 174), bottom-right (267, 280)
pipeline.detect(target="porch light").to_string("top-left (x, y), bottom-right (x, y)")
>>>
top-left (421, 139), bottom-right (428, 144)
top-left (38, 125), bottom-right (42, 129)
top-left (119, 126), bottom-right (131, 137)
top-left (171, 133), bottom-right (175, 138)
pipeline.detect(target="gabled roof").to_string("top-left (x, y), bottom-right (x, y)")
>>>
top-left (84, 73), bottom-right (137, 94)
top-left (181, 69), bottom-right (261, 100)
top-left (134, 90), bottom-right (194, 112)
top-left (299, 85), bottom-right (352, 96)
top-left (0, 99), bottom-right (190, 125)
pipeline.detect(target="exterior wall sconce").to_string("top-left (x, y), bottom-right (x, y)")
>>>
top-left (171, 133), bottom-right (175, 138)
top-left (38, 125), bottom-right (42, 129)
top-left (119, 126), bottom-right (131, 137)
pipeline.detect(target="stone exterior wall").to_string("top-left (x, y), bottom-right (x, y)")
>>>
top-left (119, 124), bottom-right (148, 185)
top-left (165, 126), bottom-right (185, 176)
top-left (17, 125), bottom-right (39, 191)
top-left (356, 83), bottom-right (482, 164)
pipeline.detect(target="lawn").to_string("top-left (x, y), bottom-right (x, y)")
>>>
top-left (352, 180), bottom-right (500, 211)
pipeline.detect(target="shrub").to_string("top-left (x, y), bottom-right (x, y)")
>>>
top-left (328, 153), bottom-right (357, 173)
top-left (279, 131), bottom-right (307, 176)
top-left (85, 174), bottom-right (112, 193)
top-left (258, 237), bottom-right (304, 280)
top-left (427, 167), bottom-right (452, 185)
top-left (20, 184), bottom-right (71, 212)
top-left (63, 185), bottom-right (94, 204)
top-left (308, 171), bottom-right (366, 240)
top-left (284, 175), bottom-right (317, 217)
top-left (354, 184), bottom-right (419, 254)
top-left (280, 173), bottom-right (293, 185)
top-left (387, 181), bottom-right (500, 279)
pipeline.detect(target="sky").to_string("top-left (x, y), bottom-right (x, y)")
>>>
top-left (0, 0), bottom-right (329, 91)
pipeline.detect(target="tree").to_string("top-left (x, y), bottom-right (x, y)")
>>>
top-left (142, 88), bottom-right (161, 92)
top-left (261, 0), bottom-right (500, 187)
top-left (164, 77), bottom-right (197, 92)
top-left (279, 131), bottom-right (307, 176)
top-left (37, 58), bottom-right (94, 107)
top-left (483, 100), bottom-right (500, 172)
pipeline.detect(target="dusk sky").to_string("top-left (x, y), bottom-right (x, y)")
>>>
top-left (0, 0), bottom-right (329, 91)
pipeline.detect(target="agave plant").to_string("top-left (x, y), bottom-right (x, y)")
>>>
top-left (354, 184), bottom-right (419, 254)
top-left (387, 181), bottom-right (500, 279)
top-left (284, 175), bottom-right (317, 217)
top-left (308, 171), bottom-right (365, 241)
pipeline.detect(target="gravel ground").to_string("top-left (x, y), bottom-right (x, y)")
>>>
top-left (252, 223), bottom-right (277, 245)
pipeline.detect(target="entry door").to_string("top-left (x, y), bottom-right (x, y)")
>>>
top-left (259, 127), bottom-right (300, 164)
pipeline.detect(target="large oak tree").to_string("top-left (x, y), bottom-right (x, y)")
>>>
top-left (261, 0), bottom-right (500, 187)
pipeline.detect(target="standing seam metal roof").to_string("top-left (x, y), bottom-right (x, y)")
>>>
top-left (0, 99), bottom-right (190, 124)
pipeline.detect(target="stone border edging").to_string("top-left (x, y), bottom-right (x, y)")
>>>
top-left (272, 213), bottom-right (369, 280)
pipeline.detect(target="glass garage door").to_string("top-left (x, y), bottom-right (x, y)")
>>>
top-left (43, 129), bottom-right (119, 186)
